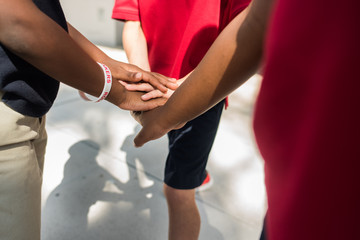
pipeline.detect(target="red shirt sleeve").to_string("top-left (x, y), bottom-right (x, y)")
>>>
top-left (229, 0), bottom-right (250, 21)
top-left (112, 0), bottom-right (140, 21)
top-left (220, 0), bottom-right (250, 30)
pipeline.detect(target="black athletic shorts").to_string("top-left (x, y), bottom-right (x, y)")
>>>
top-left (164, 100), bottom-right (225, 189)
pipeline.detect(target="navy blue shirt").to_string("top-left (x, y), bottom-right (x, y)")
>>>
top-left (0, 0), bottom-right (68, 117)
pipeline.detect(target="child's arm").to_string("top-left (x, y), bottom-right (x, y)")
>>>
top-left (120, 20), bottom-right (179, 100)
top-left (67, 23), bottom-right (176, 93)
top-left (0, 0), bottom-right (174, 111)
top-left (121, 4), bottom-right (253, 101)
top-left (122, 20), bottom-right (151, 71)
top-left (133, 0), bottom-right (274, 146)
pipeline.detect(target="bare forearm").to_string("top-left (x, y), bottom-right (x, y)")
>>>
top-left (0, 0), bottom-right (106, 99)
top-left (157, 0), bottom-right (273, 127)
top-left (0, 0), bottom-right (178, 113)
top-left (133, 0), bottom-right (275, 146)
top-left (67, 23), bottom-right (110, 63)
top-left (123, 21), bottom-right (151, 71)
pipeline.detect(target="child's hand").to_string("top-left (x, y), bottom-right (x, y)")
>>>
top-left (119, 80), bottom-right (177, 101)
top-left (106, 60), bottom-right (178, 93)
top-left (119, 76), bottom-right (183, 101)
top-left (79, 86), bottom-right (168, 111)
top-left (129, 108), bottom-right (186, 147)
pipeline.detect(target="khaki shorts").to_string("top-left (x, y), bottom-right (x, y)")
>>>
top-left (0, 91), bottom-right (47, 240)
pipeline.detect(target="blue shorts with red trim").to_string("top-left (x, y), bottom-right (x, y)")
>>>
top-left (164, 100), bottom-right (225, 189)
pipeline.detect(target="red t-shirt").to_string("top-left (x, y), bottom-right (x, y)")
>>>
top-left (112, 0), bottom-right (249, 78)
top-left (254, 0), bottom-right (360, 239)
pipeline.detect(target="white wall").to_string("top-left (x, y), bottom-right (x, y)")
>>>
top-left (60, 0), bottom-right (123, 47)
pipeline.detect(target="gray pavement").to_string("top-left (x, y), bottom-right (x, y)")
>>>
top-left (41, 46), bottom-right (267, 240)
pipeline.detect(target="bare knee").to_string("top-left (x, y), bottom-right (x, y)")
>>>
top-left (163, 184), bottom-right (196, 206)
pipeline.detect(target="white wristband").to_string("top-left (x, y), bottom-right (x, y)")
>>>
top-left (79, 62), bottom-right (112, 102)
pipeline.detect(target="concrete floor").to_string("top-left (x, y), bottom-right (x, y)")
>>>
top-left (41, 46), bottom-right (267, 240)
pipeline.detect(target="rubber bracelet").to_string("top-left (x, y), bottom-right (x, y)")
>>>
top-left (79, 62), bottom-right (112, 102)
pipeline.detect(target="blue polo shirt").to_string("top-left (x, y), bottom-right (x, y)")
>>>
top-left (0, 0), bottom-right (68, 117)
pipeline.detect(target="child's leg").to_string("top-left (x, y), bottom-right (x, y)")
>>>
top-left (164, 186), bottom-right (199, 240)
top-left (0, 95), bottom-right (47, 240)
top-left (164, 100), bottom-right (225, 240)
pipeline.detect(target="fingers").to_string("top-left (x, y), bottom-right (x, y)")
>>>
top-left (141, 89), bottom-right (164, 101)
top-left (115, 66), bottom-right (167, 93)
top-left (119, 80), bottom-right (154, 92)
top-left (125, 71), bottom-right (178, 93)
top-left (162, 80), bottom-right (178, 91)
top-left (133, 128), bottom-right (147, 147)
top-left (140, 71), bottom-right (172, 93)
top-left (134, 119), bottom-right (187, 147)
top-left (124, 95), bottom-right (167, 111)
top-left (151, 72), bottom-right (179, 91)
top-left (134, 127), bottom-right (158, 147)
top-left (109, 62), bottom-right (178, 93)
top-left (119, 79), bottom-right (175, 101)
top-left (118, 88), bottom-right (169, 111)
top-left (134, 120), bottom-right (177, 147)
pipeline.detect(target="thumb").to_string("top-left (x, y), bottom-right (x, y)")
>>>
top-left (134, 123), bottom-right (170, 147)
top-left (134, 128), bottom-right (151, 147)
